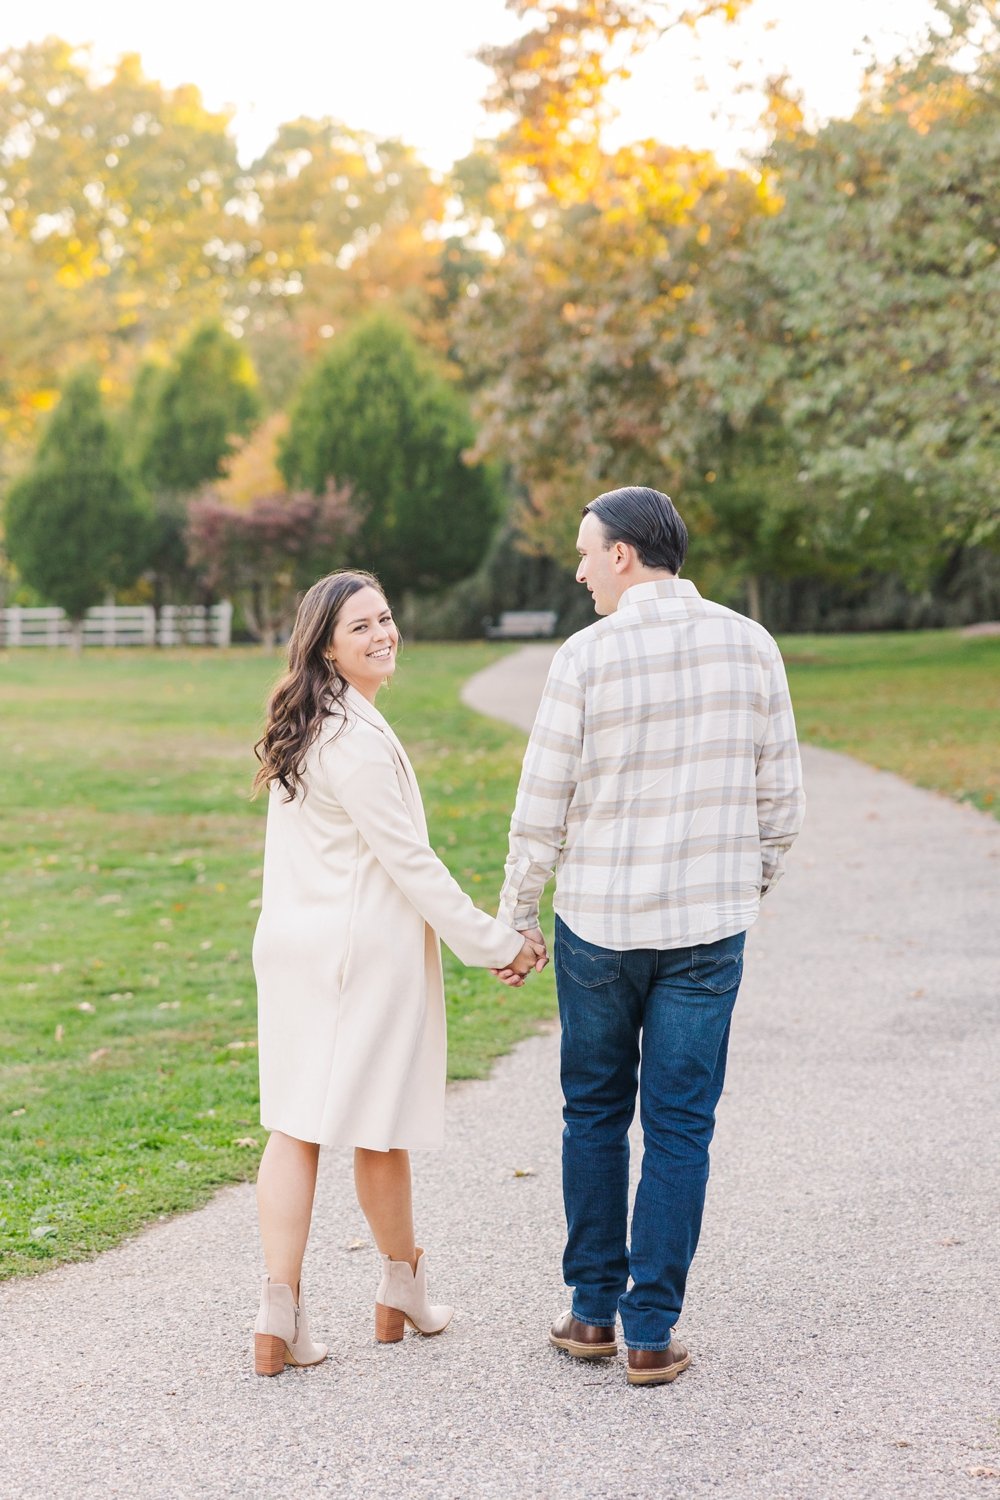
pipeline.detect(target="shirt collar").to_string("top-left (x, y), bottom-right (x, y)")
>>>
top-left (618, 578), bottom-right (700, 610)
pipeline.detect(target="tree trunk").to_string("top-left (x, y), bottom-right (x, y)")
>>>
top-left (152, 569), bottom-right (164, 648)
top-left (260, 581), bottom-right (278, 651)
top-left (746, 573), bottom-right (762, 622)
top-left (68, 619), bottom-right (84, 655)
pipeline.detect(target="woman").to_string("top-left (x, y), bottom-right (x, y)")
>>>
top-left (250, 570), bottom-right (541, 1376)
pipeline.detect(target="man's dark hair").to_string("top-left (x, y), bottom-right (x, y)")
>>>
top-left (582, 486), bottom-right (688, 574)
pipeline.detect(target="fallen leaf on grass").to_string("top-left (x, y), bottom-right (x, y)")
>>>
top-left (10, 1108), bottom-right (26, 1117)
top-left (88, 1048), bottom-right (110, 1063)
top-left (233, 1137), bottom-right (258, 1148)
top-left (30, 1225), bottom-right (56, 1240)
top-left (54, 1024), bottom-right (64, 1042)
top-left (77, 1002), bottom-right (95, 1014)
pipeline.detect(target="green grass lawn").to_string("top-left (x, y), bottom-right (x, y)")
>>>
top-left (1, 629), bottom-right (996, 1278)
top-left (781, 631), bottom-right (999, 817)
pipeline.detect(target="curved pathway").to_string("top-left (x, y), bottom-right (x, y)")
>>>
top-left (2, 646), bottom-right (998, 1499)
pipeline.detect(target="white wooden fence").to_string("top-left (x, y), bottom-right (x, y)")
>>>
top-left (0, 602), bottom-right (232, 648)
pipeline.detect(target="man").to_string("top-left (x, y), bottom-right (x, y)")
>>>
top-left (495, 486), bottom-right (805, 1386)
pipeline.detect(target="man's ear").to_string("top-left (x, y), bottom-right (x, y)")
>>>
top-left (612, 541), bottom-right (631, 571)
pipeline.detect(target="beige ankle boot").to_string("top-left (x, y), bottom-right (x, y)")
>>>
top-left (253, 1276), bottom-right (328, 1376)
top-left (374, 1248), bottom-right (453, 1342)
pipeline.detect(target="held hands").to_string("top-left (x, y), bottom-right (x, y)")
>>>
top-left (490, 926), bottom-right (549, 988)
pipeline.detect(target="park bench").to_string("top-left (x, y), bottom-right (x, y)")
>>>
top-left (483, 610), bottom-right (559, 639)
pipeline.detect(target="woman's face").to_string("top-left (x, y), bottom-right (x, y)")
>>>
top-left (329, 585), bottom-right (399, 700)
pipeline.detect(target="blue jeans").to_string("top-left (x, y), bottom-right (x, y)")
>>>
top-left (554, 915), bottom-right (745, 1351)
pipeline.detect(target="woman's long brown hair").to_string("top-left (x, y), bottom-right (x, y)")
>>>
top-left (252, 570), bottom-right (385, 801)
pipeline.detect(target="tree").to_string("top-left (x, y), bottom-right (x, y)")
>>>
top-left (682, 418), bottom-right (848, 621)
top-left (0, 41), bottom-right (462, 466)
top-left (3, 369), bottom-right (150, 643)
top-left (478, 1), bottom-right (754, 205)
top-left (454, 144), bottom-right (775, 558)
top-left (751, 0), bottom-right (1000, 578)
top-left (134, 321), bottom-right (260, 494)
top-left (452, 0), bottom-right (999, 613)
top-left (186, 484), bottom-right (356, 647)
top-left (244, 120), bottom-right (449, 357)
top-left (281, 315), bottom-right (502, 597)
top-left (129, 321), bottom-right (260, 605)
top-left (212, 413), bottom-right (289, 509)
top-left (0, 40), bottom-right (244, 448)
top-left (450, 1), bottom-right (774, 562)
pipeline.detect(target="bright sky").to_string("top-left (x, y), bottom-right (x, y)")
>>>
top-left (5, 0), bottom-right (940, 169)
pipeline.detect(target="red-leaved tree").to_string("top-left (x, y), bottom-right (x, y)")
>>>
top-left (186, 483), bottom-right (357, 647)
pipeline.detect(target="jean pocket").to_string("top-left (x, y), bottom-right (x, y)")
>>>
top-left (688, 937), bottom-right (745, 994)
top-left (559, 939), bottom-right (622, 989)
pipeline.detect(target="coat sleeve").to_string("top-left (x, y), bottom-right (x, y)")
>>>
top-left (319, 724), bottom-right (524, 969)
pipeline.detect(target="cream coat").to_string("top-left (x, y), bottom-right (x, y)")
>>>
top-left (253, 684), bottom-right (522, 1150)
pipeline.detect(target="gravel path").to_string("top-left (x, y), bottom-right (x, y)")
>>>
top-left (3, 645), bottom-right (998, 1499)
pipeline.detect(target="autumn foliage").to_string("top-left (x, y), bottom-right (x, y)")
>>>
top-left (1, 1), bottom-right (997, 630)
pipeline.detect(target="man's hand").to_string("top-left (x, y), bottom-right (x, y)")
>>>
top-left (490, 927), bottom-right (549, 987)
top-left (518, 927), bottom-right (549, 972)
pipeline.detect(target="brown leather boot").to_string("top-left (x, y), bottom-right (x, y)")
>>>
top-left (626, 1338), bottom-right (691, 1385)
top-left (549, 1311), bottom-right (618, 1359)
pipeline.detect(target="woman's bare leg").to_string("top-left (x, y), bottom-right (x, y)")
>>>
top-left (354, 1147), bottom-right (417, 1269)
top-left (256, 1130), bottom-right (320, 1294)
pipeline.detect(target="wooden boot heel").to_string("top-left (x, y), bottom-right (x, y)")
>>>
top-left (254, 1332), bottom-right (287, 1375)
top-left (375, 1303), bottom-right (405, 1342)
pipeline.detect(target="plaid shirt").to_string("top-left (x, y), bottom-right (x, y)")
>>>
top-left (497, 579), bottom-right (805, 950)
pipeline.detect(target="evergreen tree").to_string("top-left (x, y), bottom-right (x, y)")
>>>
top-left (281, 314), bottom-right (502, 597)
top-left (4, 370), bottom-right (150, 637)
top-left (135, 321), bottom-right (260, 495)
top-left (130, 321), bottom-right (260, 603)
